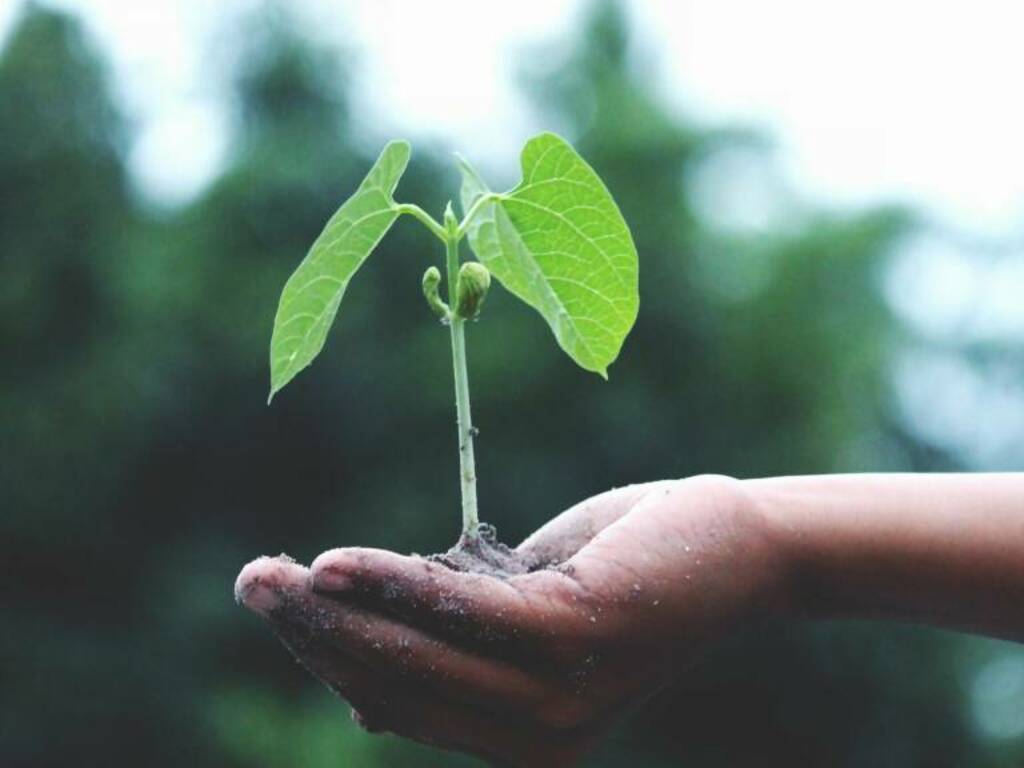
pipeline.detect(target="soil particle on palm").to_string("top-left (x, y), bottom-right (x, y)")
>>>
top-left (427, 523), bottom-right (540, 579)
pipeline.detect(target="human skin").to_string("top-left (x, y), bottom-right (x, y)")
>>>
top-left (235, 473), bottom-right (1024, 766)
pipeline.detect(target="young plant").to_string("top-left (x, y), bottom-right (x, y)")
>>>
top-left (268, 133), bottom-right (638, 548)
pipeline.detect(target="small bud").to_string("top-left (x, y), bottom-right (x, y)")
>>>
top-left (455, 262), bottom-right (491, 320)
top-left (443, 201), bottom-right (458, 235)
top-left (421, 265), bottom-right (450, 320)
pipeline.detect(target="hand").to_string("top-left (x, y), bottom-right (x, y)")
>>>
top-left (235, 475), bottom-right (786, 766)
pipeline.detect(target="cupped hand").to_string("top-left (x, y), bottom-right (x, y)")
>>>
top-left (235, 475), bottom-right (787, 767)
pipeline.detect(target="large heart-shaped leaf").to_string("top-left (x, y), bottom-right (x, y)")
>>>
top-left (268, 140), bottom-right (410, 401)
top-left (459, 133), bottom-right (638, 377)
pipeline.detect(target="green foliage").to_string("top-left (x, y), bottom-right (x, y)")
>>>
top-left (266, 130), bottom-right (639, 536)
top-left (459, 133), bottom-right (639, 377)
top-left (268, 140), bottom-right (410, 400)
top-left (269, 131), bottom-right (638, 401)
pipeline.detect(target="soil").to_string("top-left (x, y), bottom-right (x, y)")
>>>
top-left (426, 522), bottom-right (542, 579)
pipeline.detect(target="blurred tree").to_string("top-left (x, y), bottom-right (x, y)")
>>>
top-left (0, 4), bottom-right (132, 527)
top-left (0, 5), bottom-right (171, 765)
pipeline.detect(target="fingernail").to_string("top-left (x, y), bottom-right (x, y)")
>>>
top-left (238, 581), bottom-right (281, 615)
top-left (314, 567), bottom-right (354, 593)
top-left (235, 558), bottom-right (286, 615)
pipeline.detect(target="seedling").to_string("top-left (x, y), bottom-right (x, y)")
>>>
top-left (268, 133), bottom-right (638, 560)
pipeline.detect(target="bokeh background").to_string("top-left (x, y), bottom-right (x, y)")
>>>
top-left (3, 0), bottom-right (1024, 765)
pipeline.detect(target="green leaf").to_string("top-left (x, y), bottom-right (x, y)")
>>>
top-left (268, 140), bottom-right (410, 402)
top-left (459, 133), bottom-right (638, 377)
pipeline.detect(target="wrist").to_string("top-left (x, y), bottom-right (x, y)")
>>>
top-left (740, 477), bottom-right (817, 621)
top-left (742, 473), bottom-right (1024, 641)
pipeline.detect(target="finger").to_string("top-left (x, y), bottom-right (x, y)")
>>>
top-left (309, 547), bottom-right (599, 657)
top-left (235, 555), bottom-right (310, 616)
top-left (275, 599), bottom-right (594, 766)
top-left (235, 556), bottom-right (382, 699)
top-left (516, 481), bottom-right (672, 565)
top-left (236, 560), bottom-right (589, 764)
top-left (238, 555), bottom-right (560, 715)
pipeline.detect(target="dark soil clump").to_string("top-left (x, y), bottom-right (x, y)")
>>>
top-left (427, 522), bottom-right (539, 579)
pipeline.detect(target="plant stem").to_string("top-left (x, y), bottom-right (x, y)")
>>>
top-left (455, 192), bottom-right (501, 240)
top-left (395, 203), bottom-right (448, 242)
top-left (445, 232), bottom-right (479, 540)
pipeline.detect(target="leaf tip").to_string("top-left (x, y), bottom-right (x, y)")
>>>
top-left (523, 130), bottom-right (571, 154)
top-left (381, 139), bottom-right (412, 177)
top-left (268, 366), bottom-right (291, 405)
top-left (387, 138), bottom-right (411, 155)
top-left (454, 151), bottom-right (480, 181)
top-left (534, 129), bottom-right (567, 141)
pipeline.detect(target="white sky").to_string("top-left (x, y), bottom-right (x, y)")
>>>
top-left (3, 0), bottom-right (1024, 463)
top-left (2, 0), bottom-right (1020, 238)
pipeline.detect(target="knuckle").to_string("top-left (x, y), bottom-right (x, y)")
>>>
top-left (679, 473), bottom-right (745, 501)
top-left (675, 473), bottom-right (757, 526)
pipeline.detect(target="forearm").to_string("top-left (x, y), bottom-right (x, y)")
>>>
top-left (747, 473), bottom-right (1024, 642)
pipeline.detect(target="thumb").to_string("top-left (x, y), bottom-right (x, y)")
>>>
top-left (516, 481), bottom-right (671, 567)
